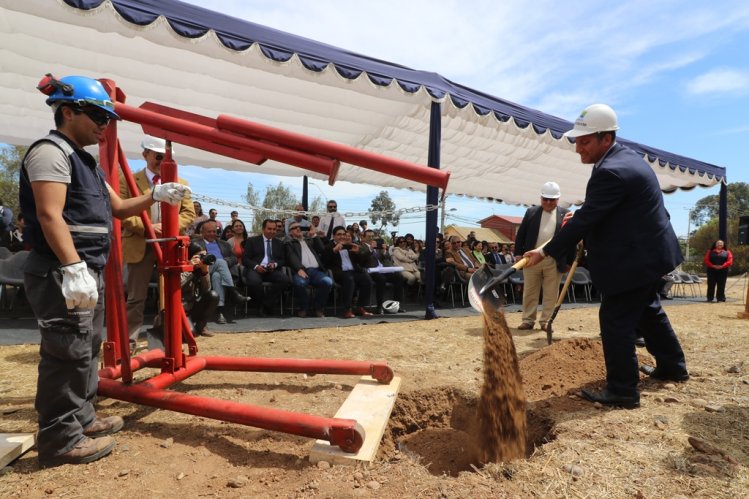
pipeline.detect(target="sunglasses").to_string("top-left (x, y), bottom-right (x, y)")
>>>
top-left (73, 107), bottom-right (111, 127)
top-left (327, 205), bottom-right (337, 209)
top-left (154, 153), bottom-right (164, 161)
top-left (541, 197), bottom-right (557, 202)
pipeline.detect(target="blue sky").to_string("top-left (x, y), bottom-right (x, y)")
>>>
top-left (167, 0), bottom-right (749, 238)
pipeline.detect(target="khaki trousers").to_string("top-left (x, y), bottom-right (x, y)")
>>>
top-left (521, 255), bottom-right (562, 326)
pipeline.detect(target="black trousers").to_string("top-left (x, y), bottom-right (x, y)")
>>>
top-left (243, 267), bottom-right (289, 308)
top-left (333, 269), bottom-right (372, 309)
top-left (189, 289), bottom-right (219, 333)
top-left (24, 260), bottom-right (104, 459)
top-left (370, 271), bottom-right (404, 307)
top-left (706, 268), bottom-right (728, 301)
top-left (599, 280), bottom-right (687, 397)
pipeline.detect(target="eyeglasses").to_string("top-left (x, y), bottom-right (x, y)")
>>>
top-left (541, 197), bottom-right (557, 202)
top-left (73, 107), bottom-right (111, 127)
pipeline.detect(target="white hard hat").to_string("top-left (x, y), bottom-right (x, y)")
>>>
top-left (541, 181), bottom-right (561, 199)
top-left (141, 135), bottom-right (168, 154)
top-left (563, 104), bottom-right (619, 138)
top-left (382, 300), bottom-right (400, 314)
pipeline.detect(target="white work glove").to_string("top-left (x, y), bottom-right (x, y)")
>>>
top-left (60, 261), bottom-right (98, 309)
top-left (152, 182), bottom-right (192, 206)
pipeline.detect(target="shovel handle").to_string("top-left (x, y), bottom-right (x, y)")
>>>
top-left (479, 239), bottom-right (550, 295)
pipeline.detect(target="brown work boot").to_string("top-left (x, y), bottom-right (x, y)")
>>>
top-left (83, 415), bottom-right (124, 438)
top-left (39, 436), bottom-right (116, 467)
top-left (517, 322), bottom-right (534, 330)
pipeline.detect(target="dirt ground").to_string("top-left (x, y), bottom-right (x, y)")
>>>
top-left (1, 280), bottom-right (748, 498)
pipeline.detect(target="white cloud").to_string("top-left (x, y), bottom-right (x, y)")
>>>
top-left (686, 69), bottom-right (749, 96)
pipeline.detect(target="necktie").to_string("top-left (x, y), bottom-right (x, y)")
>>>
top-left (326, 216), bottom-right (334, 239)
top-left (150, 174), bottom-right (162, 223)
top-left (265, 238), bottom-right (273, 261)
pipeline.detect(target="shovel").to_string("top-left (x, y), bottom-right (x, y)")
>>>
top-left (543, 244), bottom-right (585, 345)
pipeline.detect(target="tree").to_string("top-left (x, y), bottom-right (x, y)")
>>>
top-left (685, 182), bottom-right (749, 274)
top-left (368, 191), bottom-right (399, 233)
top-left (245, 181), bottom-right (323, 233)
top-left (0, 145), bottom-right (27, 215)
top-left (690, 182), bottom-right (749, 226)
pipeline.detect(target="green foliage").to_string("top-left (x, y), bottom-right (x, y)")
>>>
top-left (368, 191), bottom-right (399, 231)
top-left (245, 181), bottom-right (323, 234)
top-left (0, 145), bottom-right (27, 214)
top-left (690, 182), bottom-right (749, 226)
top-left (686, 218), bottom-right (748, 274)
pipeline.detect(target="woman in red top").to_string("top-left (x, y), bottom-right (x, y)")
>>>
top-left (704, 239), bottom-right (733, 302)
top-left (225, 219), bottom-right (248, 260)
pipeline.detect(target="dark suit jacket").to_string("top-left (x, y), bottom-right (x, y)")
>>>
top-left (322, 241), bottom-right (370, 273)
top-left (515, 204), bottom-right (571, 272)
top-left (243, 235), bottom-right (286, 269)
top-left (544, 143), bottom-right (682, 295)
top-left (195, 238), bottom-right (238, 270)
top-left (285, 236), bottom-right (326, 272)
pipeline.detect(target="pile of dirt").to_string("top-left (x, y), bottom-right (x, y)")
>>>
top-left (519, 337), bottom-right (607, 401)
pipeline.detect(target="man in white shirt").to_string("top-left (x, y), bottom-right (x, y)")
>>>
top-left (317, 199), bottom-right (345, 242)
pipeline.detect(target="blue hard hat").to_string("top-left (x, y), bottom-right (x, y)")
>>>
top-left (43, 75), bottom-right (120, 120)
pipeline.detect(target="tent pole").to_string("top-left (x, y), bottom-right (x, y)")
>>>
top-left (719, 180), bottom-right (728, 242)
top-left (424, 101), bottom-right (441, 320)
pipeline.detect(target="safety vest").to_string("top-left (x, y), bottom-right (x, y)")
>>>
top-left (20, 131), bottom-right (112, 269)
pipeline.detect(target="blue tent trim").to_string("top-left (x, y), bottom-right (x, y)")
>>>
top-left (64, 0), bottom-right (726, 182)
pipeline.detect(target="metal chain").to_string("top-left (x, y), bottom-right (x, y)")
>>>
top-left (192, 193), bottom-right (441, 219)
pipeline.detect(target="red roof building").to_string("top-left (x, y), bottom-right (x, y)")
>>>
top-left (477, 215), bottom-right (523, 242)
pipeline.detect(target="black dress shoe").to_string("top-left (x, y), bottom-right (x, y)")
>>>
top-left (580, 388), bottom-right (640, 409)
top-left (229, 287), bottom-right (251, 303)
top-left (639, 364), bottom-right (689, 382)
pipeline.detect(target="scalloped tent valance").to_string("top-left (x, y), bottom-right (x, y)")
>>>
top-left (0, 0), bottom-right (726, 207)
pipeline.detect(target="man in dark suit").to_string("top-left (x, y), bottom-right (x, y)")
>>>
top-left (285, 221), bottom-right (332, 317)
top-left (323, 225), bottom-right (373, 318)
top-left (242, 218), bottom-right (290, 315)
top-left (514, 181), bottom-right (571, 332)
top-left (365, 237), bottom-right (406, 314)
top-left (485, 242), bottom-right (503, 268)
top-left (524, 104), bottom-right (688, 409)
top-left (194, 220), bottom-right (249, 324)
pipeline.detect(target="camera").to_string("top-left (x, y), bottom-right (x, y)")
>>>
top-left (199, 253), bottom-right (216, 265)
top-left (342, 243), bottom-right (354, 250)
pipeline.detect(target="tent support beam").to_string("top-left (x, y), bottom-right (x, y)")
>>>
top-left (424, 102), bottom-right (441, 320)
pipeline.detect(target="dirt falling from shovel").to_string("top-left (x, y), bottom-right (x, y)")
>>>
top-left (477, 305), bottom-right (527, 463)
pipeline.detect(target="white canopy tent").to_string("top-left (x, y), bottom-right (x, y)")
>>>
top-left (0, 0), bottom-right (726, 210)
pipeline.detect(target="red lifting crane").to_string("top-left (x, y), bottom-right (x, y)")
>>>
top-left (95, 79), bottom-right (450, 453)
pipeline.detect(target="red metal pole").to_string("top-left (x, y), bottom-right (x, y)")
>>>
top-left (115, 103), bottom-right (339, 178)
top-left (216, 114), bottom-right (451, 190)
top-left (99, 349), bottom-right (165, 380)
top-left (97, 377), bottom-right (365, 453)
top-left (202, 357), bottom-right (394, 384)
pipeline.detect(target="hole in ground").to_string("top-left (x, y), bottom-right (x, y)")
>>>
top-left (380, 386), bottom-right (555, 477)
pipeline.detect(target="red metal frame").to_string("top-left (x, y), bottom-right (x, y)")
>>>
top-left (95, 79), bottom-right (440, 453)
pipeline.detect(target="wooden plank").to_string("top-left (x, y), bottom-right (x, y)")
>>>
top-left (309, 375), bottom-right (401, 465)
top-left (0, 433), bottom-right (35, 468)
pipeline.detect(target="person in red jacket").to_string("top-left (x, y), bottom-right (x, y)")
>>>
top-left (704, 239), bottom-right (733, 302)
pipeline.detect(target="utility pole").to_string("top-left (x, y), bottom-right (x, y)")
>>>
top-left (685, 208), bottom-right (692, 263)
top-left (440, 196), bottom-right (447, 234)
